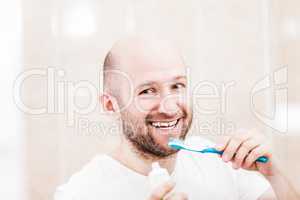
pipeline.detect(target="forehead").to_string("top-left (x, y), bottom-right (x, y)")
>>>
top-left (131, 66), bottom-right (187, 87)
top-left (119, 51), bottom-right (186, 87)
top-left (109, 37), bottom-right (186, 87)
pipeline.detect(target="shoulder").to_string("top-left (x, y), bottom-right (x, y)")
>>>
top-left (54, 155), bottom-right (108, 200)
top-left (178, 136), bottom-right (234, 176)
top-left (179, 136), bottom-right (270, 199)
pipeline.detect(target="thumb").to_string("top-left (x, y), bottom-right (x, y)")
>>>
top-left (148, 180), bottom-right (176, 200)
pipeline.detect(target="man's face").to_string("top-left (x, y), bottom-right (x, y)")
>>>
top-left (116, 64), bottom-right (193, 159)
top-left (106, 39), bottom-right (193, 158)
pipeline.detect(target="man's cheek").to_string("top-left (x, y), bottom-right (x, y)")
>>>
top-left (133, 97), bottom-right (159, 112)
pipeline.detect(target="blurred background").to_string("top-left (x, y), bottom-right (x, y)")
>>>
top-left (0, 0), bottom-right (299, 199)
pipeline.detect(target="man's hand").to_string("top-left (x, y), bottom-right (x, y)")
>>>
top-left (147, 180), bottom-right (188, 200)
top-left (215, 129), bottom-right (300, 200)
top-left (215, 129), bottom-right (274, 176)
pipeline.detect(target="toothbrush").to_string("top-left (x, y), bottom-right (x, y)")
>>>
top-left (168, 138), bottom-right (268, 163)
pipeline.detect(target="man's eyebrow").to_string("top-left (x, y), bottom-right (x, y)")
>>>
top-left (174, 75), bottom-right (186, 80)
top-left (137, 81), bottom-right (157, 88)
top-left (137, 76), bottom-right (187, 88)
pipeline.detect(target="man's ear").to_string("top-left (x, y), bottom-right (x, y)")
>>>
top-left (100, 93), bottom-right (120, 114)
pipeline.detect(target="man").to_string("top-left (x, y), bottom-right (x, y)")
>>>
top-left (54, 37), bottom-right (299, 200)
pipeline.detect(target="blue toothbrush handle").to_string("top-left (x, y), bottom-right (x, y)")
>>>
top-left (256, 156), bottom-right (268, 163)
top-left (201, 148), bottom-right (269, 163)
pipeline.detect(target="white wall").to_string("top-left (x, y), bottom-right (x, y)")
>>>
top-left (0, 0), bottom-right (24, 200)
top-left (20, 0), bottom-right (300, 199)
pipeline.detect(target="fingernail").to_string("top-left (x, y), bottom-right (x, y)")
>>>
top-left (232, 163), bottom-right (238, 169)
top-left (222, 155), bottom-right (229, 162)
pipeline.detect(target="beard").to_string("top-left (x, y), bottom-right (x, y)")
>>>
top-left (121, 110), bottom-right (192, 159)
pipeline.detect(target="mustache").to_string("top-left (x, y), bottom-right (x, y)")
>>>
top-left (145, 110), bottom-right (187, 122)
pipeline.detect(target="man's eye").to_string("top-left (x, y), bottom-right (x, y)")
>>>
top-left (139, 88), bottom-right (156, 95)
top-left (172, 83), bottom-right (186, 90)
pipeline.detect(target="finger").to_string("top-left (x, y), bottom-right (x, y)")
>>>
top-left (214, 136), bottom-right (230, 151)
top-left (165, 192), bottom-right (188, 200)
top-left (242, 162), bottom-right (257, 171)
top-left (233, 138), bottom-right (260, 169)
top-left (214, 129), bottom-right (251, 151)
top-left (243, 145), bottom-right (270, 168)
top-left (221, 134), bottom-right (250, 162)
top-left (148, 180), bottom-right (175, 200)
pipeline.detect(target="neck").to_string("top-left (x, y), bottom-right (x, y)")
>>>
top-left (109, 136), bottom-right (177, 176)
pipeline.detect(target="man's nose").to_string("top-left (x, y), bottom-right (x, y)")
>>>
top-left (158, 94), bottom-right (180, 116)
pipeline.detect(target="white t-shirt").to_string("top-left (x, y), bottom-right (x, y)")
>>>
top-left (54, 136), bottom-right (270, 200)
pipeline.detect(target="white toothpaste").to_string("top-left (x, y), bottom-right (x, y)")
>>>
top-left (148, 162), bottom-right (171, 190)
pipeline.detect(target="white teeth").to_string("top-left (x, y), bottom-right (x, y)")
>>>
top-left (150, 119), bottom-right (179, 128)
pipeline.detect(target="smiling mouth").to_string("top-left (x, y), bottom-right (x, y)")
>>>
top-left (148, 118), bottom-right (181, 130)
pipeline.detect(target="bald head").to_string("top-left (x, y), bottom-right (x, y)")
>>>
top-left (104, 37), bottom-right (183, 68)
top-left (103, 37), bottom-right (185, 96)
